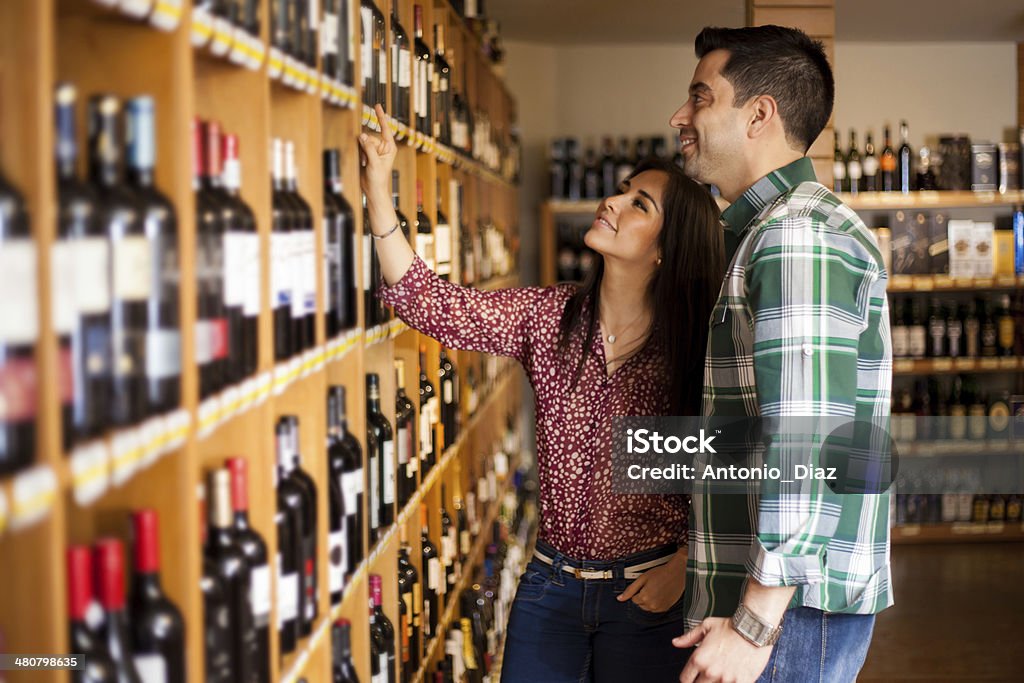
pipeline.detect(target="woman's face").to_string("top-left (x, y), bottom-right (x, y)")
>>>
top-left (584, 169), bottom-right (667, 269)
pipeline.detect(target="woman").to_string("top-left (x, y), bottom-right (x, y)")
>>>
top-left (359, 105), bottom-right (725, 682)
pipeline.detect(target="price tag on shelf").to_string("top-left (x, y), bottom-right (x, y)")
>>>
top-left (998, 357), bottom-right (1019, 370)
top-left (954, 357), bottom-right (976, 371)
top-left (228, 26), bottom-right (251, 67)
top-left (255, 371), bottom-right (272, 405)
top-left (197, 394), bottom-right (223, 440)
top-left (248, 37), bottom-right (266, 71)
top-left (996, 274), bottom-right (1017, 287)
top-left (149, 0), bottom-right (183, 31)
top-left (119, 0), bottom-right (151, 19)
top-left (932, 358), bottom-right (953, 372)
top-left (110, 428), bottom-right (144, 487)
top-left (237, 377), bottom-right (257, 415)
top-left (979, 358), bottom-right (1000, 371)
top-left (164, 408), bottom-right (191, 454)
top-left (305, 67), bottom-right (319, 95)
top-left (893, 359), bottom-right (915, 373)
top-left (10, 465), bottom-right (57, 532)
top-left (313, 345), bottom-right (326, 373)
top-left (209, 16), bottom-right (234, 57)
top-left (138, 415), bottom-right (166, 469)
top-left (190, 6), bottom-right (214, 48)
top-left (932, 275), bottom-right (953, 289)
top-left (272, 361), bottom-right (289, 396)
top-left (71, 440), bottom-right (111, 506)
top-left (974, 191), bottom-right (997, 204)
top-left (221, 384), bottom-right (243, 425)
top-left (268, 47), bottom-right (284, 80)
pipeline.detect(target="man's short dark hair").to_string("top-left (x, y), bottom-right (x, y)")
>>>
top-left (695, 25), bottom-right (834, 153)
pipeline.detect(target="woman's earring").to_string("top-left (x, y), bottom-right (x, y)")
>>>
top-left (656, 257), bottom-right (663, 266)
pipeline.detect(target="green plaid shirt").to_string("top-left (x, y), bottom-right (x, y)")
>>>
top-left (685, 158), bottom-right (894, 629)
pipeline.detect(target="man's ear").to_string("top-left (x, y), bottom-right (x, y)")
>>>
top-left (747, 95), bottom-right (778, 139)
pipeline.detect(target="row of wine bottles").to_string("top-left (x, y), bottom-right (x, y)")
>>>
top-left (548, 135), bottom-right (685, 201)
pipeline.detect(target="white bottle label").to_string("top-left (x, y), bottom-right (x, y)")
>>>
top-left (397, 426), bottom-right (410, 465)
top-left (75, 238), bottom-right (111, 314)
top-left (277, 562), bottom-right (299, 623)
top-left (419, 402), bottom-right (433, 455)
top-left (435, 223), bottom-right (452, 273)
top-left (832, 161), bottom-right (847, 181)
top-left (322, 12), bottom-right (339, 55)
top-left (50, 241), bottom-right (76, 335)
top-left (378, 654), bottom-right (388, 681)
top-left (146, 329), bottom-right (181, 380)
top-left (242, 233), bottom-right (261, 316)
top-left (363, 234), bottom-right (373, 291)
top-left (194, 320), bottom-right (214, 364)
top-left (382, 440), bottom-right (395, 504)
top-left (329, 530), bottom-right (346, 594)
top-left (369, 452), bottom-right (380, 528)
top-left (289, 232), bottom-right (304, 319)
top-left (414, 59), bottom-right (424, 116)
top-left (399, 49), bottom-right (412, 88)
top-left (443, 380), bottom-right (453, 404)
top-left (428, 557), bottom-right (441, 591)
top-left (223, 231), bottom-right (247, 306)
top-left (342, 470), bottom-right (360, 516)
top-left (302, 230), bottom-right (317, 315)
top-left (0, 241), bottom-right (39, 345)
top-left (250, 563), bottom-right (272, 627)
top-left (416, 233), bottom-right (436, 271)
top-left (132, 654), bottom-right (167, 683)
top-left (271, 232), bottom-right (291, 310)
top-left (113, 235), bottom-right (153, 301)
top-left (848, 160), bottom-right (863, 181)
top-left (862, 156), bottom-right (879, 177)
top-left (360, 8), bottom-right (373, 87)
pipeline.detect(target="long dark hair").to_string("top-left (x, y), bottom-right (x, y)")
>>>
top-left (557, 158), bottom-right (725, 414)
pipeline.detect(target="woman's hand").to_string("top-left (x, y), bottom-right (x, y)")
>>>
top-left (357, 104), bottom-right (398, 202)
top-left (617, 548), bottom-right (687, 613)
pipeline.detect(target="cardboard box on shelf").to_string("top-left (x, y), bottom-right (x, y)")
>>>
top-left (927, 211), bottom-right (949, 274)
top-left (947, 219), bottom-right (974, 278)
top-left (971, 221), bottom-right (994, 277)
top-left (891, 210), bottom-right (930, 275)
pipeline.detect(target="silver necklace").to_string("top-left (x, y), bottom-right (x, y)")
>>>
top-left (602, 310), bottom-right (646, 344)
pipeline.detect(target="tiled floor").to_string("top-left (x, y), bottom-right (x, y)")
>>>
top-left (859, 542), bottom-right (1024, 681)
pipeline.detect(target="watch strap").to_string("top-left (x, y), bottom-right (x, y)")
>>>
top-left (731, 603), bottom-right (783, 647)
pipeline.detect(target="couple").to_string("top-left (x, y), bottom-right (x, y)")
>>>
top-left (359, 25), bottom-right (892, 683)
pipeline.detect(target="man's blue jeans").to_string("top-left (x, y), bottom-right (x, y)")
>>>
top-left (755, 607), bottom-right (875, 683)
top-left (500, 541), bottom-right (690, 683)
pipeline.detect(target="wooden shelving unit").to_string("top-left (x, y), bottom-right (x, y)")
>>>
top-left (892, 521), bottom-right (1024, 544)
top-left (0, 1), bottom-right (521, 681)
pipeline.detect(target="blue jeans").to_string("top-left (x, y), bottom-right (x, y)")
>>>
top-left (755, 607), bottom-right (875, 683)
top-left (500, 541), bottom-right (690, 683)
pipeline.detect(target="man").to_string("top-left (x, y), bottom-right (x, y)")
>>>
top-left (669, 26), bottom-right (893, 683)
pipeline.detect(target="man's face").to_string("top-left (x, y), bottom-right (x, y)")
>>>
top-left (670, 49), bottom-right (748, 187)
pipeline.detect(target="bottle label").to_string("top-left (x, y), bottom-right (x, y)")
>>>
top-left (132, 654), bottom-right (168, 683)
top-left (369, 452), bottom-right (380, 528)
top-left (416, 233), bottom-right (436, 271)
top-left (251, 563), bottom-right (272, 627)
top-left (832, 161), bottom-right (846, 181)
top-left (113, 235), bottom-right (153, 301)
top-left (0, 240), bottom-right (39, 345)
top-left (360, 7), bottom-right (373, 87)
top-left (223, 231), bottom-right (248, 307)
top-left (74, 237), bottom-right (111, 314)
top-left (443, 379), bottom-right (453, 404)
top-left (848, 160), bottom-right (863, 180)
top-left (862, 156), bottom-right (879, 177)
top-left (329, 530), bottom-right (345, 594)
top-left (302, 230), bottom-right (317, 316)
top-left (419, 401), bottom-right (433, 455)
top-left (0, 356), bottom-right (38, 422)
top-left (277, 561), bottom-right (299, 624)
top-left (397, 426), bottom-right (411, 465)
top-left (194, 319), bottom-right (214, 364)
top-left (383, 440), bottom-right (396, 505)
top-left (342, 470), bottom-right (361, 514)
top-left (460, 529), bottom-right (470, 555)
top-left (399, 48), bottom-right (412, 88)
top-left (289, 233), bottom-right (305, 319)
top-left (435, 223), bottom-right (452, 271)
top-left (146, 328), bottom-right (181, 380)
top-left (908, 327), bottom-right (927, 358)
top-left (324, 218), bottom-right (340, 317)
top-left (990, 402), bottom-right (1010, 432)
top-left (363, 234), bottom-right (373, 297)
top-left (271, 232), bottom-right (292, 311)
top-left (50, 241), bottom-right (76, 336)
top-left (242, 233), bottom-right (261, 317)
top-left (999, 317), bottom-right (1014, 349)
top-left (322, 11), bottom-right (339, 55)
top-left (378, 653), bottom-right (388, 681)
top-left (428, 557), bottom-right (441, 591)
top-left (414, 59), bottom-right (426, 116)
top-left (210, 317), bottom-right (229, 361)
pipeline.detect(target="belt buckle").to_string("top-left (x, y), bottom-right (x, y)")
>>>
top-left (572, 567), bottom-right (584, 580)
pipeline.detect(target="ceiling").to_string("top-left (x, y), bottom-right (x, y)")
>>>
top-left (489, 0), bottom-right (1024, 44)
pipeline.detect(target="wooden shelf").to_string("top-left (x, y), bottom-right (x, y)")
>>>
top-left (894, 440), bottom-right (1023, 458)
top-left (839, 190), bottom-right (1024, 211)
top-left (892, 522), bottom-right (1024, 544)
top-left (888, 274), bottom-right (1024, 292)
top-left (892, 356), bottom-right (1022, 375)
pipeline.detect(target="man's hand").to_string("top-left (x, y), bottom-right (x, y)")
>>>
top-left (673, 617), bottom-right (773, 683)
top-left (617, 548), bottom-right (686, 613)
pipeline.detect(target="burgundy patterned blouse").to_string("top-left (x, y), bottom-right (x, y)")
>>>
top-left (380, 256), bottom-right (688, 560)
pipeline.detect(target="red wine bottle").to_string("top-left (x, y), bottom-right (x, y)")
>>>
top-left (413, 5), bottom-right (432, 138)
top-left (414, 180), bottom-right (434, 271)
top-left (328, 466), bottom-right (347, 608)
top-left (419, 503), bottom-right (440, 655)
top-left (394, 359), bottom-right (416, 507)
top-left (283, 141), bottom-right (315, 353)
top-left (366, 373), bottom-right (395, 540)
top-left (438, 347), bottom-right (458, 449)
top-left (370, 574), bottom-right (397, 683)
top-left (93, 538), bottom-right (143, 683)
top-left (390, 5), bottom-right (411, 126)
top-left (193, 118), bottom-right (226, 399)
top-left (434, 179), bottom-right (452, 280)
top-left (67, 545), bottom-right (117, 683)
top-left (221, 133), bottom-right (260, 380)
top-left (433, 23), bottom-right (451, 146)
top-left (206, 469), bottom-right (256, 681)
top-left (129, 509), bottom-right (186, 683)
top-left (124, 96), bottom-right (181, 415)
top-left (88, 95), bottom-right (149, 427)
top-left (332, 619), bottom-right (360, 683)
top-left (329, 385), bottom-right (365, 576)
top-left (418, 345), bottom-right (438, 475)
top-left (439, 484), bottom-right (456, 603)
top-left (283, 415), bottom-right (319, 632)
top-left (397, 531), bottom-right (421, 677)
top-left (368, 594), bottom-right (385, 683)
top-left (275, 418), bottom-right (309, 645)
top-left (198, 482), bottom-right (234, 682)
top-left (323, 149), bottom-right (357, 336)
top-left (226, 456), bottom-right (271, 682)
top-left (270, 138), bottom-right (295, 361)
top-left (0, 165), bottom-right (38, 474)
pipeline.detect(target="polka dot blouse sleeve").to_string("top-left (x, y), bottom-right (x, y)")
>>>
top-left (379, 255), bottom-right (553, 364)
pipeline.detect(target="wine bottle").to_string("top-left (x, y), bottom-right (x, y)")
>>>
top-left (434, 180), bottom-right (452, 280)
top-left (367, 373), bottom-right (395, 538)
top-left (359, 0), bottom-right (375, 106)
top-left (0, 166), bottom-right (38, 474)
top-left (54, 83), bottom-right (91, 448)
top-left (846, 130), bottom-right (862, 196)
top-left (88, 94), bottom-right (149, 426)
top-left (395, 358), bottom-right (417, 507)
top-left (413, 5), bottom-right (433, 138)
top-left (373, 1), bottom-right (387, 106)
top-left (328, 386), bottom-right (365, 576)
top-left (322, 0), bottom-right (341, 81)
top-left (339, 0), bottom-right (355, 87)
top-left (439, 484), bottom-right (457, 601)
top-left (333, 619), bottom-right (362, 683)
top-left (124, 97), bottom-right (181, 414)
top-left (390, 4), bottom-right (412, 126)
top-left (419, 503), bottom-right (440, 654)
top-left (370, 574), bottom-right (397, 683)
top-left (397, 530), bottom-right (421, 677)
top-left (93, 538), bottom-right (143, 682)
top-left (880, 125), bottom-right (897, 192)
top-left (897, 120), bottom-right (914, 194)
top-left (282, 415), bottom-right (319, 634)
top-left (129, 509), bottom-right (186, 683)
top-left (67, 546), bottom-right (117, 683)
top-left (226, 456), bottom-right (272, 682)
top-left (274, 421), bottom-right (303, 655)
top-left (862, 131), bottom-right (879, 192)
top-left (439, 347), bottom-right (459, 449)
top-left (221, 133), bottom-right (260, 379)
top-left (362, 193), bottom-right (378, 328)
top-left (417, 344), bottom-right (438, 475)
top-left (433, 22), bottom-right (452, 145)
top-left (198, 482), bottom-right (234, 682)
top-left (271, 138), bottom-right (295, 361)
top-left (831, 130), bottom-right (846, 194)
top-left (194, 118), bottom-right (226, 398)
top-left (414, 180), bottom-right (435, 271)
top-left (206, 469), bottom-right (256, 681)
top-left (323, 149), bottom-right (357, 336)
top-left (284, 141), bottom-right (316, 351)
top-left (328, 468), bottom-right (348, 607)
top-left (368, 594), bottom-right (385, 683)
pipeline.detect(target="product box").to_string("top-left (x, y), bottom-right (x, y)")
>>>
top-left (927, 211), bottom-right (949, 274)
top-left (890, 210), bottom-right (930, 275)
top-left (998, 143), bottom-right (1021, 193)
top-left (947, 219), bottom-right (974, 278)
top-left (971, 143), bottom-right (998, 191)
top-left (994, 229), bottom-right (1015, 276)
top-left (971, 221), bottom-right (995, 277)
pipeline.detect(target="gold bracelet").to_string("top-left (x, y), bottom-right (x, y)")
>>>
top-left (371, 222), bottom-right (401, 240)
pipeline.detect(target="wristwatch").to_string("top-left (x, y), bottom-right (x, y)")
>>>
top-left (731, 604), bottom-right (783, 647)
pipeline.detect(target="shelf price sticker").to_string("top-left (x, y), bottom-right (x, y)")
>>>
top-left (119, 0), bottom-right (151, 19)
top-left (248, 38), bottom-right (267, 71)
top-left (71, 441), bottom-right (112, 506)
top-left (220, 384), bottom-right (243, 426)
top-left (138, 415), bottom-right (167, 469)
top-left (209, 15), bottom-right (234, 57)
top-left (110, 429), bottom-right (144, 487)
top-left (10, 465), bottom-right (57, 532)
top-left (268, 47), bottom-right (284, 80)
top-left (237, 377), bottom-right (257, 415)
top-left (190, 6), bottom-right (214, 48)
top-left (228, 26), bottom-right (251, 67)
top-left (197, 394), bottom-right (223, 440)
top-left (255, 371), bottom-right (273, 405)
top-left (149, 0), bottom-right (183, 31)
top-left (163, 408), bottom-right (191, 455)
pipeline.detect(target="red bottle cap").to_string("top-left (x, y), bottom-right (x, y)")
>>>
top-left (370, 574), bottom-right (383, 606)
top-left (226, 457), bottom-right (249, 513)
top-left (66, 545), bottom-right (93, 621)
top-left (94, 538), bottom-right (126, 612)
top-left (222, 132), bottom-right (240, 163)
top-left (132, 509), bottom-right (161, 574)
